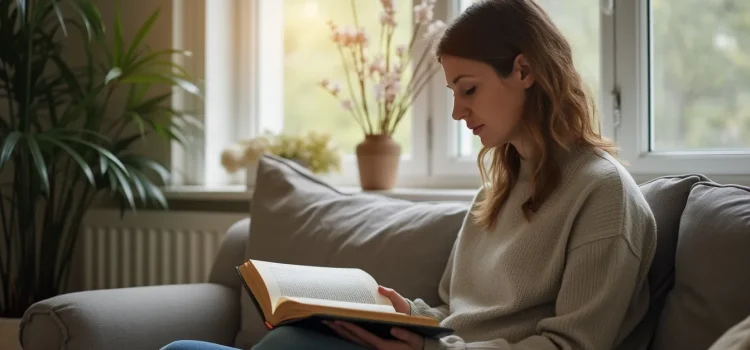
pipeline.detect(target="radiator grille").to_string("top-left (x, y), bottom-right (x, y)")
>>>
top-left (81, 209), bottom-right (246, 290)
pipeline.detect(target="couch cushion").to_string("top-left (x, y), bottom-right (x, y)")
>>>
top-left (233, 155), bottom-right (469, 348)
top-left (651, 182), bottom-right (750, 350)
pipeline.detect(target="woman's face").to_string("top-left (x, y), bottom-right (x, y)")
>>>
top-left (441, 54), bottom-right (535, 149)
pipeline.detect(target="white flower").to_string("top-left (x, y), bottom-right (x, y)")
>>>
top-left (425, 20), bottom-right (447, 39)
top-left (328, 82), bottom-right (341, 96)
top-left (220, 144), bottom-right (246, 173)
top-left (369, 55), bottom-right (387, 76)
top-left (414, 1), bottom-right (435, 24)
top-left (341, 99), bottom-right (353, 111)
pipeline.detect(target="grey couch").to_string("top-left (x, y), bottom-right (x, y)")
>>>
top-left (19, 156), bottom-right (750, 350)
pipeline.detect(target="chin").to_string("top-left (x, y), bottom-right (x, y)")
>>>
top-left (478, 136), bottom-right (507, 149)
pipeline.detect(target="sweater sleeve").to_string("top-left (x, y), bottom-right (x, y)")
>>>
top-left (424, 237), bottom-right (644, 349)
top-left (406, 241), bottom-right (454, 322)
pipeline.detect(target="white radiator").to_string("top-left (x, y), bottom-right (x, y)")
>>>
top-left (81, 209), bottom-right (247, 290)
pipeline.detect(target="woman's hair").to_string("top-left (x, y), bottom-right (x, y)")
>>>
top-left (435, 0), bottom-right (617, 230)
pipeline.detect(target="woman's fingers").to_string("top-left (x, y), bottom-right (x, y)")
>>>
top-left (337, 321), bottom-right (388, 349)
top-left (391, 328), bottom-right (423, 349)
top-left (378, 285), bottom-right (410, 314)
top-left (324, 321), bottom-right (371, 348)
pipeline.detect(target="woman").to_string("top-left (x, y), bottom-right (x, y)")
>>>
top-left (163, 0), bottom-right (657, 349)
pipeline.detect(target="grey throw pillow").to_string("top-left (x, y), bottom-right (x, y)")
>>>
top-left (651, 182), bottom-right (750, 350)
top-left (233, 155), bottom-right (469, 348)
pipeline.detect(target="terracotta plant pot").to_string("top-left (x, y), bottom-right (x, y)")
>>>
top-left (355, 134), bottom-right (401, 190)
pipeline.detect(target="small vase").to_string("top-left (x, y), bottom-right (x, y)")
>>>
top-left (0, 317), bottom-right (21, 350)
top-left (355, 134), bottom-right (401, 190)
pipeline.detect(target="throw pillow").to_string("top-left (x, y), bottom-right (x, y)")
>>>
top-left (651, 182), bottom-right (750, 350)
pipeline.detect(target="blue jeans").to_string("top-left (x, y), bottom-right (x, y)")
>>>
top-left (161, 326), bottom-right (367, 350)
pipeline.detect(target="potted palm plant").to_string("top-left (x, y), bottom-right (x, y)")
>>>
top-left (0, 1), bottom-right (199, 347)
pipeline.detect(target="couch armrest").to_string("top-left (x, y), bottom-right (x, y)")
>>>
top-left (20, 283), bottom-right (239, 350)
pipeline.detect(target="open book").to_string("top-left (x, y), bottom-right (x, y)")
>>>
top-left (235, 259), bottom-right (453, 339)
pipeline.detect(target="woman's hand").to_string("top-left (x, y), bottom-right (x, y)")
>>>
top-left (324, 320), bottom-right (424, 350)
top-left (378, 285), bottom-right (410, 314)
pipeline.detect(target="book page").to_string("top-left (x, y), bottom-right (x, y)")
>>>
top-left (251, 260), bottom-right (390, 312)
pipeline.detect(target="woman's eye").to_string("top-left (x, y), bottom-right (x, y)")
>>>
top-left (464, 87), bottom-right (476, 96)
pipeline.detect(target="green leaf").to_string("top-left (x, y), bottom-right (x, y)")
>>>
top-left (72, 0), bottom-right (105, 41)
top-left (111, 166), bottom-right (135, 209)
top-left (107, 167), bottom-right (118, 192)
top-left (124, 156), bottom-right (170, 183)
top-left (126, 8), bottom-right (160, 64)
top-left (105, 67), bottom-right (122, 84)
top-left (51, 0), bottom-right (67, 36)
top-left (56, 128), bottom-right (111, 143)
top-left (111, 133), bottom-right (143, 154)
top-left (27, 136), bottom-right (50, 194)
top-left (128, 168), bottom-right (147, 205)
top-left (38, 135), bottom-right (96, 186)
top-left (62, 137), bottom-right (128, 174)
top-left (134, 171), bottom-right (168, 209)
top-left (121, 49), bottom-right (192, 76)
top-left (99, 152), bottom-right (108, 175)
top-left (0, 131), bottom-right (23, 169)
top-left (133, 114), bottom-right (146, 136)
top-left (130, 92), bottom-right (171, 112)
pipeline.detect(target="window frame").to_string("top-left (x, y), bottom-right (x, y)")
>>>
top-left (611, 0), bottom-right (750, 176)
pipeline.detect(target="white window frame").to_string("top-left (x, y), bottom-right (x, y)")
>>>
top-left (612, 0), bottom-right (750, 178)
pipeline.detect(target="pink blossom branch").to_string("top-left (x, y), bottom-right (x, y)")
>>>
top-left (336, 45), bottom-right (369, 134)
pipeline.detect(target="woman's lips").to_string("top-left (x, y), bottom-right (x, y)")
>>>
top-left (471, 125), bottom-right (485, 135)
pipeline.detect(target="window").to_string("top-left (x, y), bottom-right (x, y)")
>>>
top-left (178, 0), bottom-right (750, 188)
top-left (650, 0), bottom-right (750, 151)
top-left (614, 0), bottom-right (750, 176)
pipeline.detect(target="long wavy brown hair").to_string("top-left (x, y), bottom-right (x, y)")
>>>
top-left (436, 0), bottom-right (618, 230)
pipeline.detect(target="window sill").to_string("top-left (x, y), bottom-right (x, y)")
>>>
top-left (162, 185), bottom-right (477, 202)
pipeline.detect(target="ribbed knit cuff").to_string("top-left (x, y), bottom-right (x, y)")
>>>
top-left (406, 299), bottom-right (433, 318)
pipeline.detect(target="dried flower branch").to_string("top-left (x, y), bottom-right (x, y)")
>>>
top-left (321, 0), bottom-right (446, 137)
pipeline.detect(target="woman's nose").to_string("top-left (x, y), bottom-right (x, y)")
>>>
top-left (452, 102), bottom-right (467, 121)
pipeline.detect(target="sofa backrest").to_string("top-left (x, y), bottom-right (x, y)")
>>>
top-left (649, 182), bottom-right (750, 350)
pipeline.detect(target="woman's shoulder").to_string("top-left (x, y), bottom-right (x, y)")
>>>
top-left (562, 148), bottom-right (657, 254)
top-left (563, 147), bottom-right (641, 199)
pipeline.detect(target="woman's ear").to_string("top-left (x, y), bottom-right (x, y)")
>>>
top-left (514, 54), bottom-right (535, 89)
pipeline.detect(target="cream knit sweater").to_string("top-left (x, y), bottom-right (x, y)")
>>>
top-left (408, 147), bottom-right (657, 350)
